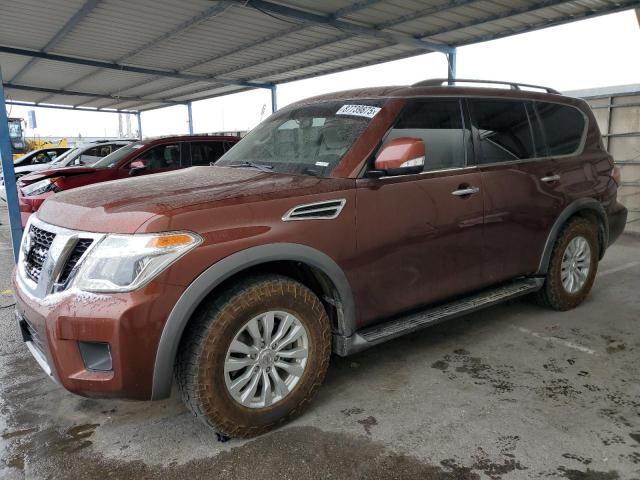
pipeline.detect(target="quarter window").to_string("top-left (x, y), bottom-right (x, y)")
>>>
top-left (535, 102), bottom-right (585, 156)
top-left (383, 99), bottom-right (470, 172)
top-left (470, 100), bottom-right (536, 163)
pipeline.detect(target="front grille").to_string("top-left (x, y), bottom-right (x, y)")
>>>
top-left (24, 225), bottom-right (56, 283)
top-left (58, 239), bottom-right (93, 284)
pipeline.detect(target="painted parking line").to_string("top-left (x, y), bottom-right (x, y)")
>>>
top-left (598, 261), bottom-right (640, 277)
top-left (511, 325), bottom-right (596, 355)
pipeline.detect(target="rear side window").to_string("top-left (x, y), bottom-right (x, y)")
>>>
top-left (384, 99), bottom-right (470, 172)
top-left (535, 102), bottom-right (586, 156)
top-left (470, 100), bottom-right (536, 163)
top-left (190, 141), bottom-right (227, 166)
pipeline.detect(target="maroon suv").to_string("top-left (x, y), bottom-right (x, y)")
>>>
top-left (13, 80), bottom-right (627, 438)
top-left (17, 135), bottom-right (239, 225)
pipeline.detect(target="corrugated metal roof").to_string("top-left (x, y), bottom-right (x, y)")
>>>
top-left (1, 0), bottom-right (637, 112)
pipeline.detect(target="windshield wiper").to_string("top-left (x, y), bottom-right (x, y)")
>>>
top-left (227, 161), bottom-right (274, 172)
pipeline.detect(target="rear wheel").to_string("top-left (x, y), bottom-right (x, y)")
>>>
top-left (176, 275), bottom-right (331, 438)
top-left (534, 217), bottom-right (599, 311)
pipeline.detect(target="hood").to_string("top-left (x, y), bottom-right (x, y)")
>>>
top-left (37, 166), bottom-right (351, 233)
top-left (19, 166), bottom-right (97, 184)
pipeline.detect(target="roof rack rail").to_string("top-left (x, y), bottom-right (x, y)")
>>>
top-left (412, 78), bottom-right (560, 95)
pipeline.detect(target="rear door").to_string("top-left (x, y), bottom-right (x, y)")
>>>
top-left (469, 98), bottom-right (565, 284)
top-left (354, 98), bottom-right (485, 324)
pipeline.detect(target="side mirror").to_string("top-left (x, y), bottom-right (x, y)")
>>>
top-left (129, 166), bottom-right (146, 176)
top-left (369, 137), bottom-right (425, 178)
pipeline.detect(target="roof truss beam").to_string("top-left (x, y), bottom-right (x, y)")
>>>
top-left (5, 100), bottom-right (137, 113)
top-left (10, 0), bottom-right (102, 83)
top-left (244, 0), bottom-right (454, 54)
top-left (3, 82), bottom-right (184, 106)
top-left (0, 46), bottom-right (273, 90)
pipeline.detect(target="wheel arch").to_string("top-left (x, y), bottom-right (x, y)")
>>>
top-left (151, 243), bottom-right (355, 400)
top-left (536, 198), bottom-right (608, 275)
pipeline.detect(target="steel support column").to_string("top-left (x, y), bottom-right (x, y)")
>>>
top-left (270, 85), bottom-right (278, 113)
top-left (187, 102), bottom-right (194, 134)
top-left (136, 112), bottom-right (142, 139)
top-left (0, 67), bottom-right (23, 262)
top-left (447, 49), bottom-right (457, 85)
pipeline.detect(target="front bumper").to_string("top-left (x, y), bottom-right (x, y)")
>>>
top-left (13, 277), bottom-right (185, 400)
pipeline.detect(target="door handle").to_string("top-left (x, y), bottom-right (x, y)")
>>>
top-left (541, 174), bottom-right (560, 183)
top-left (451, 186), bottom-right (480, 197)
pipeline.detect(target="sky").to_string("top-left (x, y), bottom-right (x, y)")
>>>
top-left (5, 9), bottom-right (640, 140)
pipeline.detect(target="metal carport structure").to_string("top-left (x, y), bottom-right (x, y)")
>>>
top-left (2, 0), bottom-right (639, 260)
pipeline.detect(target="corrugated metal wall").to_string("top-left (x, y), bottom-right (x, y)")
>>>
top-left (584, 91), bottom-right (640, 234)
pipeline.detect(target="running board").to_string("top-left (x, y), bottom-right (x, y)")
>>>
top-left (334, 278), bottom-right (543, 356)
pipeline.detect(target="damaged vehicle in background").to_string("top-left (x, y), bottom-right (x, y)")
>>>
top-left (2, 140), bottom-right (131, 202)
top-left (12, 79), bottom-right (627, 439)
top-left (16, 135), bottom-right (239, 225)
top-left (0, 147), bottom-right (69, 201)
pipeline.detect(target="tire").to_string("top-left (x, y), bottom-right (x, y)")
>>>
top-left (175, 274), bottom-right (331, 438)
top-left (534, 217), bottom-right (599, 311)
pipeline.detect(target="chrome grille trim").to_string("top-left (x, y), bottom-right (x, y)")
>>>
top-left (17, 216), bottom-right (105, 299)
top-left (24, 225), bottom-right (56, 283)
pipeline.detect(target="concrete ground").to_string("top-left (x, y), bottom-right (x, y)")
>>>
top-left (0, 204), bottom-right (639, 480)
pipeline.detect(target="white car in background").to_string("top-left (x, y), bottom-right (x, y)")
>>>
top-left (1, 140), bottom-right (133, 201)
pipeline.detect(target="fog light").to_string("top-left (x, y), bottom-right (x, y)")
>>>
top-left (78, 342), bottom-right (112, 372)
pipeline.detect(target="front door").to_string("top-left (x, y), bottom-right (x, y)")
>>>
top-left (119, 142), bottom-right (183, 178)
top-left (353, 99), bottom-right (485, 326)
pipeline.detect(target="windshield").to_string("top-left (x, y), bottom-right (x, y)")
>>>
top-left (216, 100), bottom-right (384, 176)
top-left (92, 142), bottom-right (143, 168)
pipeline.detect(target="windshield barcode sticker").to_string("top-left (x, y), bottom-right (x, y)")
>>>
top-left (336, 104), bottom-right (381, 118)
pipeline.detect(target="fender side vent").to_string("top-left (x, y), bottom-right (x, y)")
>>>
top-left (283, 199), bottom-right (346, 221)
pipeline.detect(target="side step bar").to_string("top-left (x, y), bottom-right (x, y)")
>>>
top-left (334, 278), bottom-right (543, 356)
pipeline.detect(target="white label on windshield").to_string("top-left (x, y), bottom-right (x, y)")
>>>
top-left (315, 161), bottom-right (329, 167)
top-left (336, 104), bottom-right (381, 119)
top-left (131, 144), bottom-right (145, 149)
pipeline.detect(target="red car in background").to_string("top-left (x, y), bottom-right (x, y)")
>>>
top-left (17, 135), bottom-right (239, 225)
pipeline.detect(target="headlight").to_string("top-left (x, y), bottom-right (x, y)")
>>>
top-left (21, 177), bottom-right (60, 196)
top-left (72, 231), bottom-right (202, 293)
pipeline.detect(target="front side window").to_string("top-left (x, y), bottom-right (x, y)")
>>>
top-left (535, 102), bottom-right (586, 156)
top-left (32, 152), bottom-right (51, 164)
top-left (470, 100), bottom-right (536, 163)
top-left (381, 99), bottom-right (470, 172)
top-left (216, 100), bottom-right (385, 176)
top-left (125, 143), bottom-right (181, 170)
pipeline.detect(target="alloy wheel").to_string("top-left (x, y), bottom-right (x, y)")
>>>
top-left (223, 311), bottom-right (309, 409)
top-left (561, 235), bottom-right (591, 294)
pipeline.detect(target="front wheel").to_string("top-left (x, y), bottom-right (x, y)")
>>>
top-left (176, 275), bottom-right (331, 438)
top-left (534, 217), bottom-right (599, 311)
